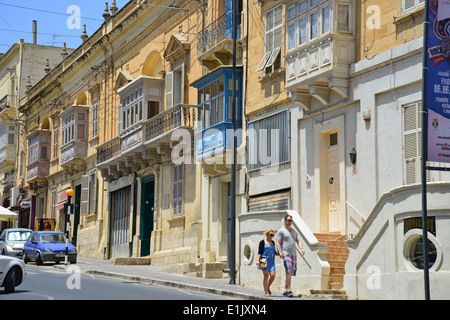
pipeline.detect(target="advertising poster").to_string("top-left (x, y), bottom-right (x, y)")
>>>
top-left (427, 0), bottom-right (450, 163)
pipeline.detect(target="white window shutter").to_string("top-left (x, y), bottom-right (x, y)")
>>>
top-left (402, 102), bottom-right (429, 184)
top-left (81, 175), bottom-right (89, 215)
top-left (89, 172), bottom-right (97, 215)
top-left (166, 71), bottom-right (173, 109)
top-left (257, 51), bottom-right (273, 71)
top-left (403, 0), bottom-right (416, 12)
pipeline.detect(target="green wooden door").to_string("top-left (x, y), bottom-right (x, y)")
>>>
top-left (140, 176), bottom-right (154, 256)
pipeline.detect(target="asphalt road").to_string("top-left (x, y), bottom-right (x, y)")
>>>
top-left (0, 263), bottom-right (233, 300)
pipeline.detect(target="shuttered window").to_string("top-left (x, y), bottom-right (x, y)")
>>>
top-left (402, 102), bottom-right (429, 184)
top-left (258, 5), bottom-right (282, 74)
top-left (80, 175), bottom-right (89, 215)
top-left (248, 110), bottom-right (290, 171)
top-left (402, 0), bottom-right (425, 13)
top-left (173, 164), bottom-right (183, 217)
top-left (166, 64), bottom-right (184, 109)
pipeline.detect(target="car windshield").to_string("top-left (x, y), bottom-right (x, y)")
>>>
top-left (40, 233), bottom-right (66, 244)
top-left (7, 231), bottom-right (31, 241)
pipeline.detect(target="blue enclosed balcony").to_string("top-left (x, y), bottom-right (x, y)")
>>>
top-left (192, 67), bottom-right (243, 162)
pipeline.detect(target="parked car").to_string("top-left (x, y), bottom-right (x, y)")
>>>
top-left (0, 255), bottom-right (26, 293)
top-left (0, 228), bottom-right (33, 257)
top-left (23, 231), bottom-right (77, 265)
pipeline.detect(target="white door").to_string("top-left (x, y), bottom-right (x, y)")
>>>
top-left (328, 138), bottom-right (339, 232)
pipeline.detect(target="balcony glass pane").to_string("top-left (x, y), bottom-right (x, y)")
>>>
top-left (218, 96), bottom-right (224, 123)
top-left (204, 103), bottom-right (210, 128)
top-left (211, 99), bottom-right (216, 126)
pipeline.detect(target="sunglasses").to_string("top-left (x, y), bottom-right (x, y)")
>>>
top-left (268, 234), bottom-right (275, 237)
top-left (286, 219), bottom-right (293, 222)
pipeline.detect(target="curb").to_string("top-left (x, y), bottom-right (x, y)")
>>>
top-left (85, 270), bottom-right (272, 300)
top-left (54, 264), bottom-right (271, 300)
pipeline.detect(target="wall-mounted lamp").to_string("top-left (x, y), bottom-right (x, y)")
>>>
top-left (362, 107), bottom-right (371, 122)
top-left (349, 148), bottom-right (357, 165)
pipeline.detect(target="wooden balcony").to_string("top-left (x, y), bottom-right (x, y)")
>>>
top-left (0, 145), bottom-right (16, 172)
top-left (60, 140), bottom-right (88, 174)
top-left (285, 33), bottom-right (355, 111)
top-left (97, 104), bottom-right (196, 181)
top-left (0, 95), bottom-right (16, 121)
top-left (26, 129), bottom-right (51, 191)
top-left (26, 160), bottom-right (49, 191)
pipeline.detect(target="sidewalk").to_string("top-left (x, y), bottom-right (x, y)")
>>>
top-left (53, 257), bottom-right (307, 300)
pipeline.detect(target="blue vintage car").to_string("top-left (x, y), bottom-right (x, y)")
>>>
top-left (23, 231), bottom-right (77, 265)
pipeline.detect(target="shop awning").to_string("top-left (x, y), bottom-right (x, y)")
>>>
top-left (0, 206), bottom-right (18, 221)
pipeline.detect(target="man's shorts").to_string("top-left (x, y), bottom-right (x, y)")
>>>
top-left (283, 254), bottom-right (297, 276)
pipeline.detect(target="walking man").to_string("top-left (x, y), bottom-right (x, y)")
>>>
top-left (276, 214), bottom-right (305, 297)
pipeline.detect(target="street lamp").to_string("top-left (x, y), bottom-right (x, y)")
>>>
top-left (65, 189), bottom-right (74, 265)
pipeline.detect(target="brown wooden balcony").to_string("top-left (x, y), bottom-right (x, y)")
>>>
top-left (26, 130), bottom-right (51, 190)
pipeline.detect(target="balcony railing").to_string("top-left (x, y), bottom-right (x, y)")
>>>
top-left (97, 104), bottom-right (196, 166)
top-left (97, 137), bottom-right (120, 165)
top-left (197, 12), bottom-right (242, 54)
top-left (145, 104), bottom-right (196, 143)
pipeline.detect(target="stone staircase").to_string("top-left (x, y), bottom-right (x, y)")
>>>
top-left (314, 232), bottom-right (349, 296)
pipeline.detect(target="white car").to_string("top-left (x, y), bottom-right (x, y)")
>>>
top-left (0, 255), bottom-right (26, 293)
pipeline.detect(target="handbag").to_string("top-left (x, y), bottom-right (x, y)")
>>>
top-left (259, 258), bottom-right (267, 269)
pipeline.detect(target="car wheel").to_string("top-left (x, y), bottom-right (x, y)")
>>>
top-left (36, 252), bottom-right (43, 265)
top-left (3, 268), bottom-right (16, 293)
top-left (23, 251), bottom-right (29, 264)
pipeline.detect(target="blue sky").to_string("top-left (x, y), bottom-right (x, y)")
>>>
top-left (0, 0), bottom-right (129, 54)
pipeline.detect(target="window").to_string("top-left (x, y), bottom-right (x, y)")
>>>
top-left (166, 64), bottom-right (185, 109)
top-left (28, 135), bottom-right (39, 163)
top-left (53, 127), bottom-right (58, 159)
top-left (19, 150), bottom-right (24, 178)
top-left (92, 102), bottom-right (98, 138)
top-left (198, 78), bottom-right (226, 130)
top-left (286, 0), bottom-right (331, 53)
top-left (61, 113), bottom-right (74, 145)
top-left (118, 78), bottom-right (164, 134)
top-left (0, 124), bottom-right (15, 148)
top-left (248, 110), bottom-right (290, 171)
top-left (173, 164), bottom-right (183, 217)
top-left (121, 88), bottom-right (143, 131)
top-left (51, 188), bottom-right (56, 219)
top-left (402, 0), bottom-right (425, 14)
top-left (402, 102), bottom-right (430, 184)
top-left (27, 131), bottom-right (51, 165)
top-left (89, 171), bottom-right (97, 214)
top-left (258, 5), bottom-right (282, 74)
top-left (61, 108), bottom-right (88, 145)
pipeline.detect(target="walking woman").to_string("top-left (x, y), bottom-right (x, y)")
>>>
top-left (256, 229), bottom-right (277, 296)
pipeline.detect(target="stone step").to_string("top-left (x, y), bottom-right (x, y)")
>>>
top-left (306, 288), bottom-right (348, 300)
top-left (109, 257), bottom-right (152, 265)
top-left (314, 232), bottom-right (342, 243)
